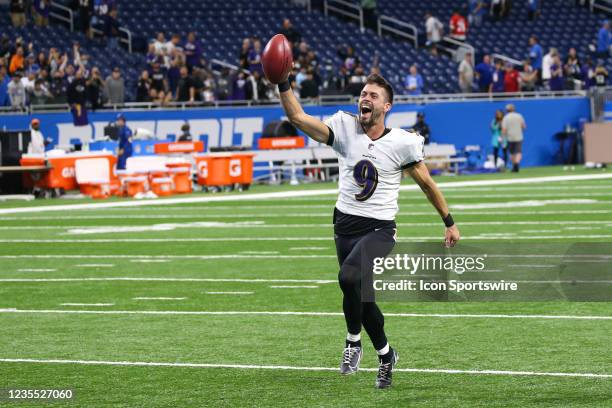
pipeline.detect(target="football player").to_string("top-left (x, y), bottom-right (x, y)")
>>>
top-left (277, 73), bottom-right (460, 388)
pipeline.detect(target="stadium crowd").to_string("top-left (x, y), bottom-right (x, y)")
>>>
top-left (1, 0), bottom-right (610, 109)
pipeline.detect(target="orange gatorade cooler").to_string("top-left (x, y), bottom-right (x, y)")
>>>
top-left (167, 163), bottom-right (192, 194)
top-left (151, 177), bottom-right (174, 196)
top-left (121, 176), bottom-right (148, 197)
top-left (231, 153), bottom-right (255, 185)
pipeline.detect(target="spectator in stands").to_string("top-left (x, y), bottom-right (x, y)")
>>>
top-left (581, 57), bottom-right (595, 89)
top-left (87, 66), bottom-right (104, 110)
top-left (104, 8), bottom-right (121, 50)
top-left (10, 0), bottom-right (27, 27)
top-left (519, 60), bottom-right (537, 91)
top-left (528, 36), bottom-right (543, 80)
top-left (0, 69), bottom-right (9, 107)
top-left (184, 32), bottom-right (203, 71)
top-left (248, 39), bottom-right (263, 75)
top-left (593, 62), bottom-right (609, 87)
top-left (458, 52), bottom-right (474, 93)
top-left (22, 68), bottom-right (37, 94)
top-left (8, 71), bottom-right (26, 109)
top-left (425, 12), bottom-right (444, 56)
top-left (501, 104), bottom-right (526, 173)
top-left (468, 0), bottom-right (486, 27)
top-left (165, 34), bottom-right (182, 58)
top-left (411, 112), bottom-right (430, 144)
top-left (9, 47), bottom-right (25, 75)
top-left (491, 59), bottom-right (505, 93)
top-left (149, 62), bottom-right (170, 103)
top-left (77, 0), bottom-right (94, 40)
top-left (232, 71), bottom-right (247, 100)
top-left (36, 51), bottom-right (49, 73)
top-left (596, 20), bottom-right (610, 59)
top-left (361, 0), bottom-right (378, 31)
top-left (323, 65), bottom-right (349, 94)
top-left (449, 9), bottom-right (468, 42)
top-left (299, 68), bottom-right (319, 100)
top-left (564, 48), bottom-right (582, 88)
top-left (549, 55), bottom-right (564, 92)
top-left (503, 63), bottom-right (519, 93)
top-left (338, 45), bottom-right (359, 73)
top-left (347, 65), bottom-right (368, 97)
top-left (542, 47), bottom-right (558, 89)
top-left (105, 67), bottom-right (125, 105)
top-left (136, 70), bottom-right (152, 102)
top-left (33, 0), bottom-right (50, 26)
top-left (527, 0), bottom-right (539, 21)
top-left (176, 66), bottom-right (195, 103)
top-left (67, 69), bottom-right (89, 125)
top-left (491, 0), bottom-right (504, 21)
top-left (50, 69), bottom-right (68, 103)
top-left (177, 123), bottom-right (192, 142)
top-left (153, 33), bottom-right (167, 56)
top-left (280, 19), bottom-right (301, 48)
top-left (474, 54), bottom-right (494, 93)
top-left (29, 79), bottom-right (53, 105)
top-left (239, 38), bottom-right (251, 70)
top-left (166, 56), bottom-right (183, 97)
top-left (404, 64), bottom-right (423, 95)
top-left (490, 109), bottom-right (507, 169)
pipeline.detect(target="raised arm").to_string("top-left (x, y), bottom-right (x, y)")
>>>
top-left (407, 161), bottom-right (460, 247)
top-left (279, 84), bottom-right (330, 144)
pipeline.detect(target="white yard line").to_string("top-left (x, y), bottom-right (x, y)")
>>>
top-left (0, 308), bottom-right (609, 320)
top-left (60, 303), bottom-right (114, 307)
top-left (0, 220), bottom-right (610, 231)
top-left (0, 173), bottom-right (609, 215)
top-left (17, 268), bottom-right (57, 272)
top-left (0, 358), bottom-right (609, 379)
top-left (0, 277), bottom-right (337, 283)
top-left (75, 264), bottom-right (115, 267)
top-left (133, 297), bottom-right (186, 301)
top-left (2, 234), bottom-right (612, 243)
top-left (1, 210), bottom-right (611, 221)
top-left (129, 259), bottom-right (170, 263)
top-left (269, 285), bottom-right (319, 289)
top-left (204, 292), bottom-right (254, 295)
top-left (289, 247), bottom-right (329, 251)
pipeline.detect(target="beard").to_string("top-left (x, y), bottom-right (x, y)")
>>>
top-left (359, 108), bottom-right (380, 129)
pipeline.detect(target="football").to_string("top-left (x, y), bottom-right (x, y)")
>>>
top-left (262, 34), bottom-right (293, 84)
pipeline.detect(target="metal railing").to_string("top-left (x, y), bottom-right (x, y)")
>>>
top-left (210, 59), bottom-right (251, 75)
top-left (324, 0), bottom-right (364, 32)
top-left (438, 36), bottom-right (476, 65)
top-left (90, 26), bottom-right (134, 54)
top-left (491, 53), bottom-right (523, 67)
top-left (590, 0), bottom-right (612, 14)
top-left (49, 1), bottom-right (74, 32)
top-left (0, 90), bottom-right (590, 115)
top-left (377, 16), bottom-right (418, 48)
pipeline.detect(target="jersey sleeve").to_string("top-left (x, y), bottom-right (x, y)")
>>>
top-left (400, 131), bottom-right (425, 169)
top-left (323, 111), bottom-right (350, 156)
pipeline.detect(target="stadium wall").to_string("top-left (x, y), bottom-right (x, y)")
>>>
top-left (0, 97), bottom-right (590, 167)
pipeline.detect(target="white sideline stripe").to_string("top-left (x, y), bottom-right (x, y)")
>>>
top-left (0, 308), bottom-right (609, 321)
top-left (17, 268), bottom-right (56, 272)
top-left (3, 234), bottom-right (612, 243)
top-left (75, 264), bottom-right (115, 267)
top-left (0, 173), bottom-right (610, 214)
top-left (0, 358), bottom-right (609, 379)
top-left (269, 285), bottom-right (319, 289)
top-left (60, 303), bottom-right (114, 307)
top-left (0, 278), bottom-right (336, 283)
top-left (2, 210), bottom-right (611, 220)
top-left (204, 292), bottom-right (254, 295)
top-left (133, 297), bottom-right (186, 300)
top-left (1, 220), bottom-right (611, 230)
top-left (451, 199), bottom-right (597, 209)
top-left (289, 247), bottom-right (328, 251)
top-left (129, 259), bottom-right (170, 263)
top-left (238, 251), bottom-right (280, 255)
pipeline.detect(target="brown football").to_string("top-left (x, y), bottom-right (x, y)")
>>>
top-left (262, 34), bottom-right (293, 84)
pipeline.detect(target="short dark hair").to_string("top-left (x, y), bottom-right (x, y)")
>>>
top-left (364, 73), bottom-right (394, 104)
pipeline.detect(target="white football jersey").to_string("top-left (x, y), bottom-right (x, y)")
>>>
top-left (325, 110), bottom-right (425, 220)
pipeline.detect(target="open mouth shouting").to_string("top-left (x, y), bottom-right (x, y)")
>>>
top-left (360, 103), bottom-right (373, 120)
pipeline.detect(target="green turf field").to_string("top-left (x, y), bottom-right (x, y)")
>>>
top-left (0, 166), bottom-right (610, 407)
